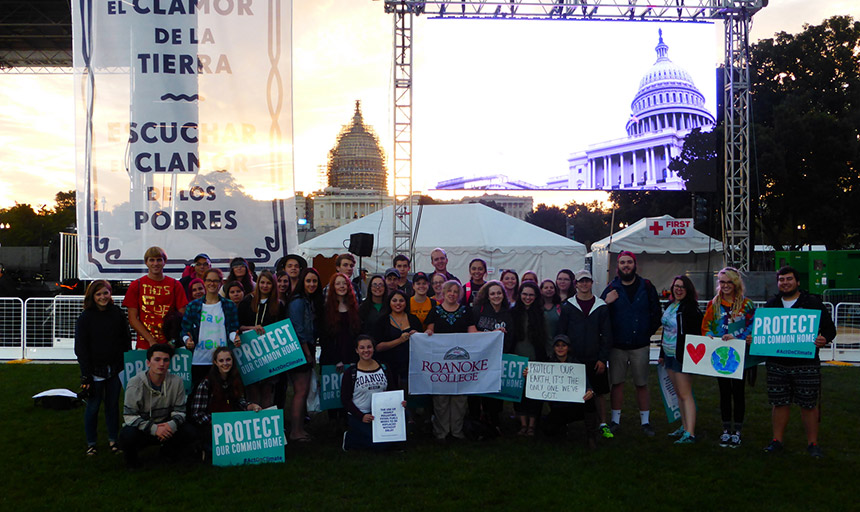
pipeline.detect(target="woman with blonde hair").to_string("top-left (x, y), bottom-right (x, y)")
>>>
top-left (702, 267), bottom-right (756, 448)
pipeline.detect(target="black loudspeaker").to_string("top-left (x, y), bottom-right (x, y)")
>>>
top-left (348, 233), bottom-right (374, 257)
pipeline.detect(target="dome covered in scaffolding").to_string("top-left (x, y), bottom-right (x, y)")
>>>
top-left (625, 30), bottom-right (715, 137)
top-left (327, 100), bottom-right (388, 192)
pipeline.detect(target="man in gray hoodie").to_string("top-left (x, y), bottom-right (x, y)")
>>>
top-left (118, 343), bottom-right (195, 467)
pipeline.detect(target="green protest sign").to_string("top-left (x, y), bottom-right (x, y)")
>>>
top-left (120, 348), bottom-right (193, 394)
top-left (235, 319), bottom-right (306, 385)
top-left (211, 409), bottom-right (286, 467)
top-left (320, 364), bottom-right (349, 411)
top-left (751, 308), bottom-right (821, 359)
top-left (478, 354), bottom-right (528, 402)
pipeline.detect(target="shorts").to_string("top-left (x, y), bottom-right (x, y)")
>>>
top-left (584, 361), bottom-right (610, 396)
top-left (662, 355), bottom-right (683, 373)
top-left (766, 361), bottom-right (820, 409)
top-left (609, 346), bottom-right (650, 387)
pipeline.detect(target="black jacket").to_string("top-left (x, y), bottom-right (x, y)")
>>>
top-left (556, 296), bottom-right (613, 364)
top-left (75, 305), bottom-right (131, 383)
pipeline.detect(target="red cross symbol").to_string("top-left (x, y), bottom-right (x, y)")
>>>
top-left (648, 221), bottom-right (664, 235)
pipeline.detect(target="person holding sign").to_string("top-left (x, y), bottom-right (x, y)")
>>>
top-left (511, 281), bottom-right (547, 436)
top-left (123, 246), bottom-right (188, 349)
top-left (119, 344), bottom-right (196, 468)
top-left (540, 335), bottom-right (597, 447)
top-left (424, 280), bottom-right (477, 441)
top-left (181, 268), bottom-right (240, 390)
top-left (287, 267), bottom-right (324, 442)
top-left (702, 267), bottom-right (756, 448)
top-left (238, 270), bottom-right (285, 409)
top-left (659, 276), bottom-right (704, 444)
top-left (341, 335), bottom-right (404, 451)
top-left (556, 270), bottom-right (613, 440)
top-left (373, 290), bottom-right (423, 391)
top-left (190, 347), bottom-right (262, 459)
top-left (761, 266), bottom-right (836, 458)
top-left (471, 281), bottom-right (513, 437)
top-left (75, 280), bottom-right (131, 456)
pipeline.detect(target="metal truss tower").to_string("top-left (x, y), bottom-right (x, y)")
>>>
top-left (384, 0), bottom-right (764, 270)
top-left (390, 6), bottom-right (415, 260)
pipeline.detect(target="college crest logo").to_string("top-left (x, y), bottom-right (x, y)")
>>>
top-left (444, 347), bottom-right (470, 360)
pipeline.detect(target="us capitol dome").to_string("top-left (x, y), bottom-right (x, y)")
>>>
top-left (551, 29), bottom-right (715, 190)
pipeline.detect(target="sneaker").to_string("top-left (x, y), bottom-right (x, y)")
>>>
top-left (599, 424), bottom-right (614, 439)
top-left (342, 432), bottom-right (348, 452)
top-left (764, 439), bottom-right (784, 453)
top-left (807, 443), bottom-right (824, 459)
top-left (719, 430), bottom-right (731, 447)
top-left (668, 426), bottom-right (686, 438)
top-left (641, 423), bottom-right (655, 437)
top-left (675, 431), bottom-right (696, 444)
top-left (608, 421), bottom-right (620, 434)
top-left (730, 431), bottom-right (742, 448)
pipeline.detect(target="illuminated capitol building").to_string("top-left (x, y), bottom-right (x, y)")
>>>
top-left (436, 31), bottom-right (715, 191)
top-left (550, 30), bottom-right (715, 190)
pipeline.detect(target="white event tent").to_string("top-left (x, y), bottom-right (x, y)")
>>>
top-left (298, 204), bottom-right (586, 279)
top-left (590, 215), bottom-right (724, 294)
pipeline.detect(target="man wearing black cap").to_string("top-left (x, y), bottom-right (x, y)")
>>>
top-left (600, 251), bottom-right (661, 436)
top-left (277, 254), bottom-right (307, 293)
top-left (180, 253), bottom-right (211, 300)
top-left (384, 267), bottom-right (401, 296)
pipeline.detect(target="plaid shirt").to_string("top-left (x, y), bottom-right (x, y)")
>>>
top-left (190, 377), bottom-right (250, 425)
top-left (180, 296), bottom-right (240, 348)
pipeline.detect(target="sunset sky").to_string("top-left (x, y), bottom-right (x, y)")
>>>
top-left (0, 0), bottom-right (858, 211)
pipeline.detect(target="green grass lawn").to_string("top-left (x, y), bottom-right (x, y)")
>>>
top-left (2, 363), bottom-right (858, 511)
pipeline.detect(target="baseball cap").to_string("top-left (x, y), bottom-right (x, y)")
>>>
top-left (575, 270), bottom-right (593, 281)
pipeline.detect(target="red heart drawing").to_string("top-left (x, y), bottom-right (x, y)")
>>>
top-left (686, 343), bottom-right (706, 364)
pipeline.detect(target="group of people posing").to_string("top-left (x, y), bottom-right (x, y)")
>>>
top-left (74, 246), bottom-right (835, 466)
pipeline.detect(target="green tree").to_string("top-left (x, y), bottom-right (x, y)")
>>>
top-left (751, 16), bottom-right (860, 249)
top-left (525, 204), bottom-right (567, 236)
top-left (564, 201), bottom-right (610, 251)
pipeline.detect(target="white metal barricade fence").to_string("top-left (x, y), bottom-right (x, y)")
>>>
top-left (1, 297), bottom-right (853, 362)
top-left (0, 297), bottom-right (24, 360)
top-left (21, 295), bottom-right (131, 361)
top-left (834, 302), bottom-right (860, 362)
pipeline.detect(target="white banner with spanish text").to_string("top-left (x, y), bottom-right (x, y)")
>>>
top-left (408, 332), bottom-right (503, 395)
top-left (72, 0), bottom-right (296, 279)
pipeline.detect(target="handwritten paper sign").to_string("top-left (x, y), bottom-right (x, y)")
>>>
top-left (682, 334), bottom-right (746, 380)
top-left (371, 390), bottom-right (406, 443)
top-left (525, 362), bottom-right (587, 403)
top-left (751, 308), bottom-right (821, 359)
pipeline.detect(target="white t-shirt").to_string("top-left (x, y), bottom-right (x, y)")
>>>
top-left (781, 297), bottom-right (799, 308)
top-left (351, 366), bottom-right (388, 414)
top-left (193, 302), bottom-right (228, 365)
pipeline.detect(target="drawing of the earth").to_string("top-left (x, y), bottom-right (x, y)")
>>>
top-left (711, 346), bottom-right (741, 375)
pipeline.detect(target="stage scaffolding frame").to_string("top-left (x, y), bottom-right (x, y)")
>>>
top-left (384, 0), bottom-right (764, 271)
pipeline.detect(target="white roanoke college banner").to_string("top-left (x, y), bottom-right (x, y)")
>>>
top-left (72, 0), bottom-right (296, 279)
top-left (408, 332), bottom-right (503, 395)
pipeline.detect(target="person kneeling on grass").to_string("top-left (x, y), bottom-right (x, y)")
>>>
top-left (340, 335), bottom-right (406, 451)
top-left (536, 335), bottom-right (597, 448)
top-left (190, 347), bottom-right (262, 460)
top-left (118, 343), bottom-right (197, 468)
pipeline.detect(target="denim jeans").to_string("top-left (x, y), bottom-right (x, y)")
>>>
top-left (84, 374), bottom-right (121, 446)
